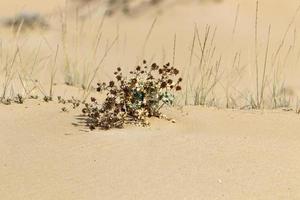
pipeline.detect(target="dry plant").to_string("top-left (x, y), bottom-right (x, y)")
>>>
top-left (250, 0), bottom-right (272, 109)
top-left (59, 9), bottom-right (116, 94)
top-left (184, 25), bottom-right (222, 106)
top-left (49, 45), bottom-right (60, 99)
top-left (82, 61), bottom-right (182, 130)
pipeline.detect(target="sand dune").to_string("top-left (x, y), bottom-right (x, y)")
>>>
top-left (1, 101), bottom-right (300, 199)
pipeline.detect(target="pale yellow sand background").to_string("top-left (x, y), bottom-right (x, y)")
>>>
top-left (1, 101), bottom-right (300, 199)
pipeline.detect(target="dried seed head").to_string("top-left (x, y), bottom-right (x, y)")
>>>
top-left (110, 89), bottom-right (117, 95)
top-left (174, 69), bottom-right (179, 75)
top-left (176, 86), bottom-right (182, 91)
top-left (82, 108), bottom-right (88, 114)
top-left (131, 78), bottom-right (137, 84)
top-left (116, 75), bottom-right (122, 81)
top-left (161, 82), bottom-right (167, 88)
top-left (151, 63), bottom-right (158, 70)
top-left (91, 97), bottom-right (96, 102)
top-left (109, 81), bottom-right (115, 87)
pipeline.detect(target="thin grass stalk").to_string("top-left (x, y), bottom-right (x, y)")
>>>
top-left (189, 25), bottom-right (196, 68)
top-left (60, 10), bottom-right (72, 85)
top-left (83, 36), bottom-right (118, 101)
top-left (49, 45), bottom-right (59, 98)
top-left (141, 17), bottom-right (157, 61)
top-left (259, 25), bottom-right (271, 108)
top-left (232, 3), bottom-right (240, 38)
top-left (254, 0), bottom-right (259, 108)
top-left (272, 4), bottom-right (300, 66)
top-left (172, 34), bottom-right (177, 67)
top-left (2, 48), bottom-right (19, 99)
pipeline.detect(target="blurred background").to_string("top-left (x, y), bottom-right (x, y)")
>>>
top-left (1, 0), bottom-right (300, 108)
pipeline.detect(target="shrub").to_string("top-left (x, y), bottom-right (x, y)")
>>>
top-left (82, 61), bottom-right (182, 130)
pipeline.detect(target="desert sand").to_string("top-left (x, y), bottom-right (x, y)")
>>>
top-left (1, 0), bottom-right (300, 199)
top-left (1, 100), bottom-right (300, 199)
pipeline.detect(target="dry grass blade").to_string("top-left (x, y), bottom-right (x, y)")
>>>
top-left (1, 48), bottom-right (19, 100)
top-left (172, 34), bottom-right (177, 67)
top-left (272, 4), bottom-right (300, 66)
top-left (49, 45), bottom-right (60, 98)
top-left (141, 17), bottom-right (157, 61)
top-left (259, 25), bottom-right (271, 108)
top-left (232, 3), bottom-right (240, 38)
top-left (83, 35), bottom-right (118, 101)
top-left (254, 0), bottom-right (259, 108)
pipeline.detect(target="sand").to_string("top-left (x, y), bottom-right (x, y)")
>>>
top-left (1, 101), bottom-right (300, 199)
top-left (1, 0), bottom-right (300, 199)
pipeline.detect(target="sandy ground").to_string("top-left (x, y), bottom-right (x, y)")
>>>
top-left (1, 0), bottom-right (300, 199)
top-left (1, 100), bottom-right (300, 199)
